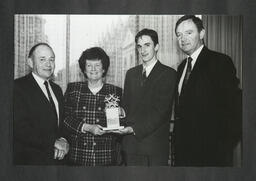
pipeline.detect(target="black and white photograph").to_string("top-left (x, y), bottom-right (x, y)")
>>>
top-left (13, 14), bottom-right (242, 167)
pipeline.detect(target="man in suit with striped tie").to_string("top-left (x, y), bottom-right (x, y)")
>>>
top-left (173, 15), bottom-right (241, 166)
top-left (13, 43), bottom-right (69, 165)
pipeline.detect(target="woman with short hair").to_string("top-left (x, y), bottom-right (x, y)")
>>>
top-left (63, 47), bottom-right (123, 166)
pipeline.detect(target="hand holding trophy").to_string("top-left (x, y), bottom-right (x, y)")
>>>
top-left (103, 94), bottom-right (134, 135)
top-left (103, 94), bottom-right (125, 131)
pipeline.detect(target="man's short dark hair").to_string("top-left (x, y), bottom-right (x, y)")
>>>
top-left (135, 28), bottom-right (159, 46)
top-left (28, 42), bottom-right (53, 58)
top-left (175, 15), bottom-right (205, 35)
top-left (78, 47), bottom-right (110, 78)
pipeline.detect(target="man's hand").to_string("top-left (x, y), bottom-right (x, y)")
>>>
top-left (82, 124), bottom-right (106, 136)
top-left (54, 138), bottom-right (69, 160)
top-left (119, 107), bottom-right (126, 119)
top-left (111, 126), bottom-right (134, 135)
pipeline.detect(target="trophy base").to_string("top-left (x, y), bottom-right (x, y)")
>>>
top-left (102, 126), bottom-right (124, 131)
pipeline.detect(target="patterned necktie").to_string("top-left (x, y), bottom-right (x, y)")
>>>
top-left (181, 57), bottom-right (193, 93)
top-left (44, 81), bottom-right (58, 122)
top-left (141, 67), bottom-right (147, 86)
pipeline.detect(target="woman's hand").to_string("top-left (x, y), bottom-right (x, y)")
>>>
top-left (82, 123), bottom-right (106, 135)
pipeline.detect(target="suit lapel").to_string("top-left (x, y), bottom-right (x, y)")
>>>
top-left (144, 61), bottom-right (162, 86)
top-left (187, 46), bottom-right (207, 87)
top-left (50, 81), bottom-right (61, 105)
top-left (136, 64), bottom-right (144, 88)
top-left (28, 73), bottom-right (60, 128)
top-left (180, 47), bottom-right (208, 93)
top-left (177, 60), bottom-right (186, 82)
top-left (50, 81), bottom-right (63, 121)
top-left (175, 60), bottom-right (186, 114)
top-left (27, 73), bottom-right (51, 106)
top-left (129, 62), bottom-right (163, 96)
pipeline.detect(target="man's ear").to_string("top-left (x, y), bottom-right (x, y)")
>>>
top-left (199, 29), bottom-right (205, 40)
top-left (27, 57), bottom-right (33, 69)
top-left (154, 44), bottom-right (159, 52)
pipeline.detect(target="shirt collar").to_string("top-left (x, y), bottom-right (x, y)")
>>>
top-left (188, 45), bottom-right (204, 62)
top-left (32, 72), bottom-right (48, 86)
top-left (143, 59), bottom-right (158, 77)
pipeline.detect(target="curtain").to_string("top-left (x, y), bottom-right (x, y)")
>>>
top-left (202, 15), bottom-right (243, 88)
top-left (202, 15), bottom-right (242, 167)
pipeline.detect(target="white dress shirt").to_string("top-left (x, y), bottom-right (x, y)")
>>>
top-left (32, 72), bottom-right (60, 124)
top-left (143, 59), bottom-right (158, 77)
top-left (178, 45), bottom-right (204, 95)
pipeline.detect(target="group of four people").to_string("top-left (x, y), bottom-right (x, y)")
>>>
top-left (13, 15), bottom-right (241, 166)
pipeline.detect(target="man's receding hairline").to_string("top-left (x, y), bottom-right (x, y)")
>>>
top-left (31, 44), bottom-right (55, 57)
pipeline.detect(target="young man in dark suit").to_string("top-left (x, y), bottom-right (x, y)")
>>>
top-left (13, 43), bottom-right (69, 165)
top-left (173, 15), bottom-right (241, 166)
top-left (114, 29), bottom-right (176, 166)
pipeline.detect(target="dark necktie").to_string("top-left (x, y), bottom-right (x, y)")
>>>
top-left (181, 57), bottom-right (193, 93)
top-left (44, 81), bottom-right (58, 122)
top-left (175, 57), bottom-right (193, 122)
top-left (141, 68), bottom-right (147, 86)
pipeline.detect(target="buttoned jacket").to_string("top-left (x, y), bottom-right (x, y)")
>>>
top-left (13, 73), bottom-right (64, 165)
top-left (174, 47), bottom-right (241, 166)
top-left (63, 82), bottom-right (122, 166)
top-left (122, 61), bottom-right (176, 165)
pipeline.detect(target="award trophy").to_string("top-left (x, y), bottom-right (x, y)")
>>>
top-left (103, 94), bottom-right (124, 131)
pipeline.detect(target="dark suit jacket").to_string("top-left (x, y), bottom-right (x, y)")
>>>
top-left (174, 47), bottom-right (241, 166)
top-left (122, 61), bottom-right (176, 166)
top-left (13, 73), bottom-right (64, 165)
